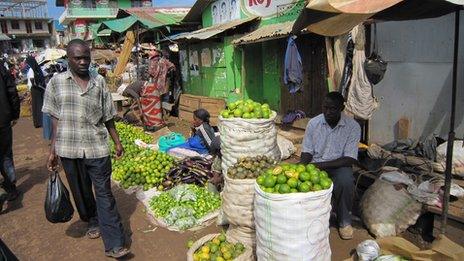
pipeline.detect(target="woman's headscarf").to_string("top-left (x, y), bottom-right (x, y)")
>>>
top-left (26, 56), bottom-right (45, 88)
top-left (194, 109), bottom-right (210, 124)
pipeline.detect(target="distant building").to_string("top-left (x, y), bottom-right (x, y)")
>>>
top-left (56, 0), bottom-right (152, 43)
top-left (0, 0), bottom-right (54, 53)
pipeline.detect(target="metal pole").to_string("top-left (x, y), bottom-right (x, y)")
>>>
top-left (135, 23), bottom-right (140, 80)
top-left (440, 9), bottom-right (460, 235)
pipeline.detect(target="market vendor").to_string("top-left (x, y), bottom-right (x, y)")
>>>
top-left (173, 109), bottom-right (220, 156)
top-left (300, 91), bottom-right (360, 240)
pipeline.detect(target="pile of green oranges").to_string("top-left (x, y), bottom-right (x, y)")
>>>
top-left (220, 99), bottom-right (272, 119)
top-left (111, 123), bottom-right (175, 190)
top-left (257, 163), bottom-right (333, 194)
top-left (191, 232), bottom-right (246, 261)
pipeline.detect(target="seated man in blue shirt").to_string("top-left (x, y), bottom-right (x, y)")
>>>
top-left (300, 92), bottom-right (361, 240)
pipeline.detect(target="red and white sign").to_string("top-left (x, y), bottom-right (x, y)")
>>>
top-left (242, 0), bottom-right (297, 18)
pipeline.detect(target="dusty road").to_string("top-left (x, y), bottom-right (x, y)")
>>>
top-left (0, 118), bottom-right (371, 260)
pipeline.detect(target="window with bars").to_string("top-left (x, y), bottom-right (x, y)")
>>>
top-left (11, 20), bottom-right (20, 30)
top-left (35, 21), bottom-right (43, 30)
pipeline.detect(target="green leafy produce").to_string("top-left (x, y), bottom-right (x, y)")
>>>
top-left (227, 155), bottom-right (276, 179)
top-left (149, 184), bottom-right (221, 230)
top-left (111, 122), bottom-right (175, 190)
top-left (256, 163), bottom-right (333, 194)
top-left (220, 99), bottom-right (272, 119)
top-left (192, 232), bottom-right (246, 261)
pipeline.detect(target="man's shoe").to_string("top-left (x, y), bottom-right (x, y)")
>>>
top-left (7, 189), bottom-right (19, 201)
top-left (339, 225), bottom-right (354, 240)
top-left (105, 247), bottom-right (130, 259)
top-left (0, 192), bottom-right (7, 213)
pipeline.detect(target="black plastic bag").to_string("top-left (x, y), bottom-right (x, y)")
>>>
top-left (364, 23), bottom-right (388, 85)
top-left (0, 238), bottom-right (18, 261)
top-left (365, 53), bottom-right (387, 85)
top-left (44, 171), bottom-right (74, 223)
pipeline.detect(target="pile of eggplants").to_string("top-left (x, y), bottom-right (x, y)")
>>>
top-left (161, 157), bottom-right (218, 190)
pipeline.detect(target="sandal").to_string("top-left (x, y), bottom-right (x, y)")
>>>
top-left (86, 227), bottom-right (101, 239)
top-left (105, 247), bottom-right (130, 259)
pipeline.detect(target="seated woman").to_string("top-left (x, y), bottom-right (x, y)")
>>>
top-left (173, 109), bottom-right (220, 156)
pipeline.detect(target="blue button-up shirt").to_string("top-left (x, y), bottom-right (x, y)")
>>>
top-left (302, 113), bottom-right (361, 163)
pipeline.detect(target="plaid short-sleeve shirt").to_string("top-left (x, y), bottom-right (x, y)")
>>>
top-left (42, 71), bottom-right (116, 159)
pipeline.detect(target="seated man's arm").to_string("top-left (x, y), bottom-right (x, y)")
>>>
top-left (300, 120), bottom-right (315, 164)
top-left (313, 157), bottom-right (358, 170)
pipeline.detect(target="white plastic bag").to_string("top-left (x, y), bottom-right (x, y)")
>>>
top-left (356, 240), bottom-right (380, 261)
top-left (254, 183), bottom-right (332, 261)
top-left (277, 135), bottom-right (295, 160)
top-left (436, 140), bottom-right (464, 176)
top-left (219, 112), bottom-right (281, 173)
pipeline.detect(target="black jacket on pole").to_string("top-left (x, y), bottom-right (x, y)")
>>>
top-left (0, 64), bottom-right (20, 128)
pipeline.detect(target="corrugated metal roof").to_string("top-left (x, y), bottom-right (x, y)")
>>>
top-left (232, 21), bottom-right (294, 45)
top-left (99, 8), bottom-right (189, 33)
top-left (170, 16), bottom-right (259, 41)
top-left (182, 0), bottom-right (213, 23)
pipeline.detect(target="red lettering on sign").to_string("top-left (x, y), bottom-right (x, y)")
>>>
top-left (249, 0), bottom-right (271, 8)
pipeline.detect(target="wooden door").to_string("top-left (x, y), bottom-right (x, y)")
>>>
top-left (280, 34), bottom-right (329, 117)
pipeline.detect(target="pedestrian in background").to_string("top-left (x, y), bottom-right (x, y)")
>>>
top-left (0, 62), bottom-right (20, 211)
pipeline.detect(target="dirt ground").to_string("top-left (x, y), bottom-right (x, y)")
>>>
top-left (0, 118), bottom-right (373, 261)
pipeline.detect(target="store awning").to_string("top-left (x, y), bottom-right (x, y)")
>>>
top-left (99, 7), bottom-right (188, 34)
top-left (100, 16), bottom-right (139, 33)
top-left (293, 0), bottom-right (402, 36)
top-left (0, 33), bottom-right (11, 41)
top-left (293, 0), bottom-right (464, 36)
top-left (169, 16), bottom-right (259, 41)
top-left (232, 21), bottom-right (295, 45)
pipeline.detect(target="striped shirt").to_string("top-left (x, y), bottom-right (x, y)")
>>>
top-left (42, 71), bottom-right (116, 159)
top-left (302, 113), bottom-right (361, 163)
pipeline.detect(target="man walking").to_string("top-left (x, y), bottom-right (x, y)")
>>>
top-left (0, 62), bottom-right (20, 211)
top-left (43, 39), bottom-right (130, 258)
top-left (300, 92), bottom-right (361, 240)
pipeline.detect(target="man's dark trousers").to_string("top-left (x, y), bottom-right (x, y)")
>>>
top-left (60, 156), bottom-right (125, 251)
top-left (0, 125), bottom-right (16, 193)
top-left (326, 167), bottom-right (354, 227)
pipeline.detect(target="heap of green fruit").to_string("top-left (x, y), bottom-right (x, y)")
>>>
top-left (191, 232), bottom-right (246, 261)
top-left (112, 149), bottom-right (175, 190)
top-left (220, 99), bottom-right (272, 119)
top-left (256, 163), bottom-right (333, 194)
top-left (111, 122), bottom-right (175, 190)
top-left (227, 155), bottom-right (276, 179)
top-left (111, 122), bottom-right (153, 158)
top-left (149, 184), bottom-right (221, 229)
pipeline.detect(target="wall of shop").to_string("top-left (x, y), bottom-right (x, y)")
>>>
top-left (180, 36), bottom-right (242, 103)
top-left (369, 12), bottom-right (464, 144)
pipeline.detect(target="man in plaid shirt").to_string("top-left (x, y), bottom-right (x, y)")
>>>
top-left (43, 39), bottom-right (129, 258)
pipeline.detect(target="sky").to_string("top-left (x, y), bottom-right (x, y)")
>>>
top-left (47, 0), bottom-right (196, 18)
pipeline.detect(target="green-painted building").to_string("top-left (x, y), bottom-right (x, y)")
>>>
top-left (56, 0), bottom-right (152, 43)
top-left (176, 0), bottom-right (328, 116)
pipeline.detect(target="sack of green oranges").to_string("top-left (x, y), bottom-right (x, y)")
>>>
top-left (254, 163), bottom-right (333, 260)
top-left (187, 232), bottom-right (253, 261)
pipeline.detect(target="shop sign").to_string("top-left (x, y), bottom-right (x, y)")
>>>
top-left (242, 0), bottom-right (297, 18)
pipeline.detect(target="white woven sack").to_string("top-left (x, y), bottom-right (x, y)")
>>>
top-left (187, 233), bottom-right (254, 261)
top-left (360, 179), bottom-right (422, 238)
top-left (254, 183), bottom-right (332, 261)
top-left (226, 225), bottom-right (256, 250)
top-left (219, 112), bottom-right (281, 173)
top-left (222, 173), bottom-right (256, 229)
top-left (435, 140), bottom-right (464, 177)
